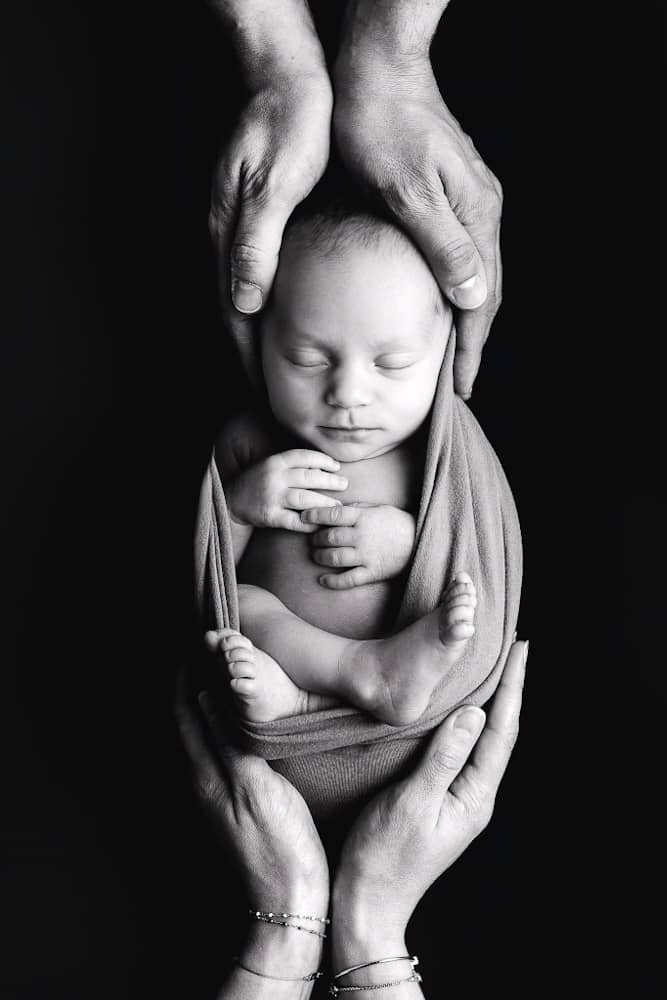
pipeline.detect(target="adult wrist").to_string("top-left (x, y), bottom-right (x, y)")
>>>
top-left (211, 0), bottom-right (329, 93)
top-left (239, 919), bottom-right (324, 978)
top-left (337, 0), bottom-right (448, 73)
top-left (331, 880), bottom-right (409, 974)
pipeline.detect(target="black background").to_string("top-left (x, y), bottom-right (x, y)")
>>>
top-left (2, 1), bottom-right (661, 996)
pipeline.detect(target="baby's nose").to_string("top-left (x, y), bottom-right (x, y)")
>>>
top-left (325, 365), bottom-right (372, 408)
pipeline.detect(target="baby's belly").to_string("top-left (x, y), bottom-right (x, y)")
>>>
top-left (238, 528), bottom-right (399, 640)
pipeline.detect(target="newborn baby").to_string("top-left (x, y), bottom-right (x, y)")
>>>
top-left (205, 200), bottom-right (478, 727)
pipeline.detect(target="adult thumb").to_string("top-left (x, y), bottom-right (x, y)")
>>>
top-left (400, 196), bottom-right (488, 310)
top-left (229, 197), bottom-right (294, 314)
top-left (418, 705), bottom-right (486, 796)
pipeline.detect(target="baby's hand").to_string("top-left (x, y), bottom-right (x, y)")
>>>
top-left (302, 503), bottom-right (416, 588)
top-left (227, 449), bottom-right (348, 533)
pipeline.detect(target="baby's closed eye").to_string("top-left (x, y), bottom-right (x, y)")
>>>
top-left (287, 349), bottom-right (328, 369)
top-left (374, 353), bottom-right (420, 372)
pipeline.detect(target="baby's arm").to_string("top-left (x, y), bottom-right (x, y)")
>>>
top-left (301, 503), bottom-right (416, 589)
top-left (215, 414), bottom-right (349, 564)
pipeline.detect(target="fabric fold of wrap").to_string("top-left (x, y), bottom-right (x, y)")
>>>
top-left (195, 334), bottom-right (522, 817)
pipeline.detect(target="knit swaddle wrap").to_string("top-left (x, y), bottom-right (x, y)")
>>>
top-left (195, 333), bottom-right (522, 818)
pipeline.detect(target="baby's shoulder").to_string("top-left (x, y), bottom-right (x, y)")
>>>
top-left (214, 410), bottom-right (275, 477)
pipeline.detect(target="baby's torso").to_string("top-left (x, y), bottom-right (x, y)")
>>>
top-left (238, 443), bottom-right (421, 639)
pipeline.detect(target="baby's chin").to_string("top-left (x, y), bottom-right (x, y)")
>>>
top-left (308, 427), bottom-right (397, 464)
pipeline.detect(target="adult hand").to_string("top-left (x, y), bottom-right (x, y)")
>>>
top-left (175, 675), bottom-right (329, 916)
top-left (334, 22), bottom-right (502, 398)
top-left (332, 641), bottom-right (527, 971)
top-left (176, 675), bottom-right (329, 997)
top-left (209, 79), bottom-right (332, 375)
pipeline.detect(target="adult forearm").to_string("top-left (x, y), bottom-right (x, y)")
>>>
top-left (208, 0), bottom-right (327, 89)
top-left (341, 0), bottom-right (452, 62)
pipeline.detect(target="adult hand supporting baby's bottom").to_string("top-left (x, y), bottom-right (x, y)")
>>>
top-left (175, 674), bottom-right (329, 999)
top-left (331, 641), bottom-right (528, 988)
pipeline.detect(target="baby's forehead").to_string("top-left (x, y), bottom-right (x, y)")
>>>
top-left (280, 220), bottom-right (442, 309)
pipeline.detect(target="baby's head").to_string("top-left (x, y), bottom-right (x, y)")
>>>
top-left (260, 193), bottom-right (453, 463)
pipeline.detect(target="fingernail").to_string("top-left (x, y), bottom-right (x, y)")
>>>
top-left (450, 274), bottom-right (486, 309)
top-left (453, 705), bottom-right (485, 737)
top-left (336, 477), bottom-right (348, 488)
top-left (232, 278), bottom-right (262, 314)
top-left (522, 641), bottom-right (530, 668)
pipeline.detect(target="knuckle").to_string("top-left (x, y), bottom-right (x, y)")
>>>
top-left (196, 776), bottom-right (221, 809)
top-left (468, 796), bottom-right (495, 834)
top-left (440, 236), bottom-right (478, 274)
top-left (230, 241), bottom-right (268, 270)
top-left (380, 169), bottom-right (435, 219)
top-left (430, 745), bottom-right (463, 776)
top-left (241, 161), bottom-right (279, 202)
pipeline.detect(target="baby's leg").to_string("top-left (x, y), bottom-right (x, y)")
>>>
top-left (222, 574), bottom-right (476, 727)
top-left (205, 628), bottom-right (338, 724)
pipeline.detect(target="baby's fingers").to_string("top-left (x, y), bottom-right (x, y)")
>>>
top-left (278, 449), bottom-right (341, 472)
top-left (312, 546), bottom-right (358, 568)
top-left (301, 505), bottom-right (360, 527)
top-left (277, 510), bottom-right (318, 533)
top-left (311, 526), bottom-right (356, 547)
top-left (288, 467), bottom-right (348, 492)
top-left (284, 489), bottom-right (343, 512)
top-left (319, 566), bottom-right (376, 589)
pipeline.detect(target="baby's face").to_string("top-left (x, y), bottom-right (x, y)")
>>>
top-left (261, 237), bottom-right (451, 463)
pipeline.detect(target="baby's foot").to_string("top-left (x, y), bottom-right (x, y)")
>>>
top-left (340, 572), bottom-right (477, 727)
top-left (438, 571), bottom-right (477, 648)
top-left (205, 628), bottom-right (334, 724)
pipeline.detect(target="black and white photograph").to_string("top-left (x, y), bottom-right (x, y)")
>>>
top-left (3, 1), bottom-right (660, 996)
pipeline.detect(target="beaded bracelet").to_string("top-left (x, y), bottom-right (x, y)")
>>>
top-left (249, 908), bottom-right (329, 939)
top-left (329, 972), bottom-right (423, 995)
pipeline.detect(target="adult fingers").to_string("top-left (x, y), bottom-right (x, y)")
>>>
top-left (453, 211), bottom-right (502, 399)
top-left (448, 641), bottom-right (527, 812)
top-left (414, 705), bottom-right (487, 800)
top-left (301, 505), bottom-right (360, 527)
top-left (174, 672), bottom-right (228, 803)
top-left (198, 690), bottom-right (266, 786)
top-left (318, 566), bottom-right (376, 589)
top-left (391, 188), bottom-right (488, 310)
top-left (228, 196), bottom-right (296, 314)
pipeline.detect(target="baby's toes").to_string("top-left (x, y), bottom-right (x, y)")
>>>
top-left (444, 619), bottom-right (476, 642)
top-left (230, 676), bottom-right (257, 699)
top-left (218, 630), bottom-right (252, 654)
top-left (226, 648), bottom-right (256, 679)
top-left (204, 629), bottom-right (224, 653)
top-left (440, 592), bottom-right (476, 643)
